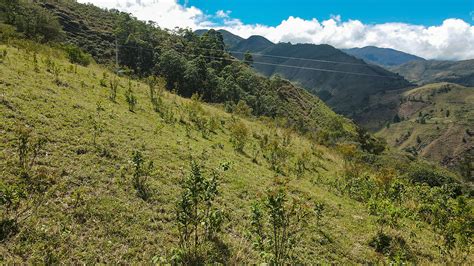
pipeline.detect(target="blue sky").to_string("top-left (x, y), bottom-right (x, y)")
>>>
top-left (184, 0), bottom-right (474, 26)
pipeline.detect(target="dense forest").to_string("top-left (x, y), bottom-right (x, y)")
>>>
top-left (0, 0), bottom-right (472, 264)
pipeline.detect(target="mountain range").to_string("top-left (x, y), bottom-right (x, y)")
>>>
top-left (197, 30), bottom-right (411, 116)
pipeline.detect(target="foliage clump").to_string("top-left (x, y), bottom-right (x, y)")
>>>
top-left (249, 183), bottom-right (311, 264)
top-left (174, 160), bottom-right (228, 264)
top-left (228, 119), bottom-right (249, 153)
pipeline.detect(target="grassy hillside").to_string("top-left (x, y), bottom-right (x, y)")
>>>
top-left (1, 40), bottom-right (472, 264)
top-left (376, 83), bottom-right (473, 177)
top-left (390, 59), bottom-right (474, 87)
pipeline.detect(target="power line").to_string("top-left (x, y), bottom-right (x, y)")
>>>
top-left (182, 54), bottom-right (402, 79)
top-left (196, 47), bottom-right (371, 66)
top-left (60, 23), bottom-right (389, 69)
top-left (115, 44), bottom-right (400, 79)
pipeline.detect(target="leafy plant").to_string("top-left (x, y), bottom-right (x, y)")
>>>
top-left (109, 76), bottom-right (119, 102)
top-left (125, 80), bottom-right (137, 112)
top-left (228, 119), bottom-right (249, 153)
top-left (174, 160), bottom-right (228, 264)
top-left (249, 186), bottom-right (311, 264)
top-left (131, 151), bottom-right (153, 201)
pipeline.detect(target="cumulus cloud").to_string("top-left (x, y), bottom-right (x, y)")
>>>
top-left (77, 0), bottom-right (474, 60)
top-left (77, 0), bottom-right (207, 29)
top-left (221, 17), bottom-right (474, 60)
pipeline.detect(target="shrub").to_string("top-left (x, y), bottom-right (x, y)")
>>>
top-left (233, 100), bottom-right (253, 117)
top-left (131, 151), bottom-right (153, 201)
top-left (262, 134), bottom-right (292, 174)
top-left (0, 48), bottom-right (7, 63)
top-left (249, 187), bottom-right (311, 264)
top-left (293, 151), bottom-right (310, 178)
top-left (99, 72), bottom-right (108, 87)
top-left (228, 120), bottom-right (249, 153)
top-left (63, 44), bottom-right (92, 66)
top-left (174, 161), bottom-right (228, 264)
top-left (125, 80), bottom-right (137, 112)
top-left (16, 126), bottom-right (46, 178)
top-left (109, 76), bottom-right (119, 102)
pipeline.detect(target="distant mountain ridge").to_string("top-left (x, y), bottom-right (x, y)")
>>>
top-left (342, 46), bottom-right (425, 67)
top-left (390, 59), bottom-right (474, 87)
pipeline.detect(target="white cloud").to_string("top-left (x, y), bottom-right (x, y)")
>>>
top-left (77, 0), bottom-right (207, 29)
top-left (77, 0), bottom-right (474, 60)
top-left (215, 10), bottom-right (231, 18)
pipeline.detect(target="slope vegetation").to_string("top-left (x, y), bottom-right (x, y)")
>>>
top-left (1, 36), bottom-right (473, 265)
top-left (376, 83), bottom-right (473, 177)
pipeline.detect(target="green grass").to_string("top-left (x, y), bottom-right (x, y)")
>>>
top-left (0, 43), bottom-right (463, 263)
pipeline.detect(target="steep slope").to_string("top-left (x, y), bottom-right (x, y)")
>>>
top-left (376, 83), bottom-right (473, 175)
top-left (342, 46), bottom-right (425, 67)
top-left (390, 59), bottom-right (474, 86)
top-left (1, 38), bottom-right (471, 265)
top-left (1, 1), bottom-right (472, 264)
top-left (33, 0), bottom-right (356, 139)
top-left (231, 40), bottom-right (411, 115)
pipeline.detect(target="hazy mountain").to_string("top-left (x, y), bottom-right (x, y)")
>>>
top-left (390, 59), bottom-right (474, 87)
top-left (342, 46), bottom-right (425, 66)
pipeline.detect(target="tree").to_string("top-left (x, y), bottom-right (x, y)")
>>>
top-left (244, 51), bottom-right (253, 66)
top-left (63, 44), bottom-right (92, 66)
top-left (393, 114), bottom-right (401, 123)
top-left (356, 127), bottom-right (386, 155)
top-left (159, 49), bottom-right (186, 90)
top-left (125, 80), bottom-right (137, 112)
top-left (4, 1), bottom-right (64, 42)
top-left (109, 76), bottom-right (119, 102)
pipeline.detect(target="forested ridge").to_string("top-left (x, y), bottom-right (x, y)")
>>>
top-left (0, 0), bottom-right (473, 264)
